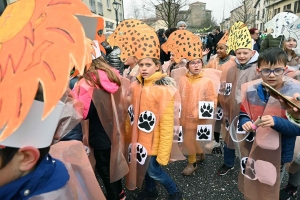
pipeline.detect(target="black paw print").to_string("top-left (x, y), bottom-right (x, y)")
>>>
top-left (237, 121), bottom-right (244, 132)
top-left (136, 145), bottom-right (146, 163)
top-left (178, 130), bottom-right (183, 142)
top-left (225, 118), bottom-right (230, 130)
top-left (200, 103), bottom-right (213, 118)
top-left (138, 111), bottom-right (155, 132)
top-left (128, 106), bottom-right (134, 124)
top-left (197, 126), bottom-right (211, 140)
top-left (225, 84), bottom-right (232, 95)
top-left (128, 145), bottom-right (132, 163)
top-left (241, 157), bottom-right (248, 174)
top-left (216, 108), bottom-right (223, 120)
top-left (248, 159), bottom-right (256, 179)
top-left (245, 132), bottom-right (255, 142)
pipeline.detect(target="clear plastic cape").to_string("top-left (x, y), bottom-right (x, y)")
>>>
top-left (125, 73), bottom-right (185, 190)
top-left (238, 77), bottom-right (300, 200)
top-left (29, 141), bottom-right (105, 200)
top-left (73, 76), bottom-right (129, 183)
top-left (178, 71), bottom-right (219, 155)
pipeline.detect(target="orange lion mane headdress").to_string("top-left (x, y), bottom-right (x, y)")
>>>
top-left (0, 0), bottom-right (95, 146)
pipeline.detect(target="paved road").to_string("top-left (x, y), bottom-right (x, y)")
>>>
top-left (96, 148), bottom-right (297, 200)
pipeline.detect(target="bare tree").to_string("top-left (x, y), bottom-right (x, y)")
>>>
top-left (230, 0), bottom-right (255, 27)
top-left (126, 0), bottom-right (142, 19)
top-left (144, 0), bottom-right (189, 29)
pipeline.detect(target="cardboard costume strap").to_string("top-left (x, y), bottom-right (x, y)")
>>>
top-left (238, 78), bottom-right (300, 200)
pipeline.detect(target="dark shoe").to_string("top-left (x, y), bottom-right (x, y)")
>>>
top-left (135, 189), bottom-right (158, 200)
top-left (217, 164), bottom-right (234, 176)
top-left (119, 190), bottom-right (126, 200)
top-left (212, 141), bottom-right (222, 154)
top-left (280, 184), bottom-right (297, 200)
top-left (168, 186), bottom-right (183, 200)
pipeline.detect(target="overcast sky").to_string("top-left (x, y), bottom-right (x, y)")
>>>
top-left (123, 0), bottom-right (241, 24)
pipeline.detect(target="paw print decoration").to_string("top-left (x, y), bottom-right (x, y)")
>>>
top-left (128, 143), bottom-right (148, 165)
top-left (199, 101), bottom-right (214, 119)
top-left (241, 157), bottom-right (257, 180)
top-left (174, 126), bottom-right (183, 142)
top-left (216, 107), bottom-right (223, 120)
top-left (196, 125), bottom-right (212, 141)
top-left (224, 83), bottom-right (232, 96)
top-left (225, 118), bottom-right (230, 131)
top-left (127, 105), bottom-right (134, 125)
top-left (138, 111), bottom-right (156, 133)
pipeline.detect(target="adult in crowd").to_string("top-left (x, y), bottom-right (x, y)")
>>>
top-left (177, 21), bottom-right (187, 30)
top-left (101, 33), bottom-right (125, 75)
top-left (213, 28), bottom-right (224, 54)
top-left (249, 28), bottom-right (261, 53)
top-left (206, 32), bottom-right (214, 62)
top-left (157, 28), bottom-right (168, 65)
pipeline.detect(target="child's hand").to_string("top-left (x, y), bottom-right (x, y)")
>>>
top-left (258, 115), bottom-right (275, 128)
top-left (242, 121), bottom-right (254, 132)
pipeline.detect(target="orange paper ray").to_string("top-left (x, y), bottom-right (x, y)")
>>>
top-left (0, 0), bottom-right (93, 141)
top-left (161, 30), bottom-right (202, 63)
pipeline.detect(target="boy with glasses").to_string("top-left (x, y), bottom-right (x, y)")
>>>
top-left (238, 47), bottom-right (300, 199)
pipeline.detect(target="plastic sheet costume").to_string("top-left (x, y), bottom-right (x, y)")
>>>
top-left (107, 19), bottom-right (184, 190)
top-left (162, 30), bottom-right (221, 158)
top-left (0, 0), bottom-right (106, 198)
top-left (238, 77), bottom-right (300, 200)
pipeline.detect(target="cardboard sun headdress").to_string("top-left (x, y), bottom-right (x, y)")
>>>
top-left (218, 30), bottom-right (229, 45)
top-left (0, 0), bottom-right (96, 148)
top-left (227, 21), bottom-right (253, 54)
top-left (265, 12), bottom-right (299, 38)
top-left (161, 30), bottom-right (202, 63)
top-left (283, 18), bottom-right (300, 56)
top-left (107, 19), bottom-right (159, 62)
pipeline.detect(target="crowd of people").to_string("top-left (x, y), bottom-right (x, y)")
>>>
top-left (1, 1), bottom-right (300, 200)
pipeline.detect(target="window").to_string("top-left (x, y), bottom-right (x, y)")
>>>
top-left (274, 8), bottom-right (280, 16)
top-left (294, 1), bottom-right (300, 13)
top-left (89, 0), bottom-right (96, 13)
top-left (257, 11), bottom-right (260, 19)
top-left (202, 6), bottom-right (204, 11)
top-left (283, 4), bottom-right (291, 11)
top-left (97, 0), bottom-right (103, 15)
top-left (260, 23), bottom-right (262, 31)
top-left (105, 21), bottom-right (114, 29)
top-left (107, 0), bottom-right (111, 9)
top-left (262, 9), bottom-right (265, 18)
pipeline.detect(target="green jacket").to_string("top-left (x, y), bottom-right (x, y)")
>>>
top-left (260, 34), bottom-right (284, 52)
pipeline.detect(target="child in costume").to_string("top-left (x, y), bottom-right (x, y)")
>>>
top-left (216, 22), bottom-right (261, 176)
top-left (0, 0), bottom-right (106, 199)
top-left (206, 31), bottom-right (237, 154)
top-left (123, 56), bottom-right (139, 82)
top-left (118, 25), bottom-right (183, 200)
top-left (162, 30), bottom-right (218, 176)
top-left (238, 47), bottom-right (300, 200)
top-left (74, 56), bottom-right (128, 200)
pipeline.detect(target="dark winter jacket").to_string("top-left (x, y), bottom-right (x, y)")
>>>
top-left (213, 31), bottom-right (224, 47)
top-left (102, 42), bottom-right (124, 75)
top-left (206, 34), bottom-right (214, 49)
top-left (260, 34), bottom-right (284, 52)
top-left (158, 35), bottom-right (168, 65)
top-left (239, 83), bottom-right (300, 163)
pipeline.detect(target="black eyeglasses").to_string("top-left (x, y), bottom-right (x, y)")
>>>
top-left (259, 68), bottom-right (285, 77)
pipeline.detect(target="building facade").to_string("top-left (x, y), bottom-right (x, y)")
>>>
top-left (83, 0), bottom-right (124, 33)
top-left (229, 0), bottom-right (256, 28)
top-left (187, 1), bottom-right (212, 28)
top-left (254, 0), bottom-right (300, 31)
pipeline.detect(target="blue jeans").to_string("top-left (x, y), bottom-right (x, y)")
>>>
top-left (145, 156), bottom-right (177, 195)
top-left (224, 144), bottom-right (235, 168)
